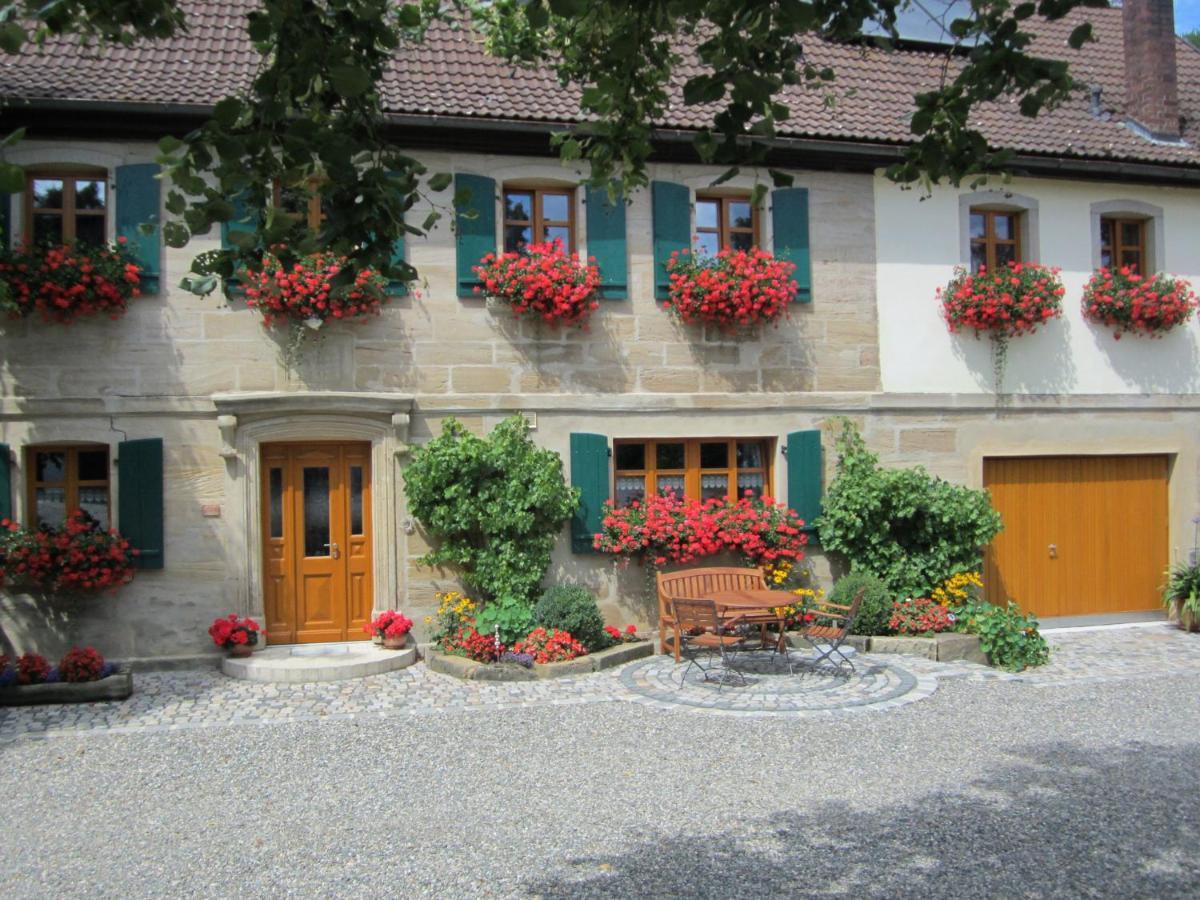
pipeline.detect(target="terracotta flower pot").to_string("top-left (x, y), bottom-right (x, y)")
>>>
top-left (228, 643), bottom-right (253, 658)
top-left (383, 634), bottom-right (408, 650)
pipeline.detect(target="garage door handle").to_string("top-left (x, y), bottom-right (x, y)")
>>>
top-left (1048, 544), bottom-right (1057, 559)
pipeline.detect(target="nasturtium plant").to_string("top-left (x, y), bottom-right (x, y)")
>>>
top-left (403, 415), bottom-right (579, 608)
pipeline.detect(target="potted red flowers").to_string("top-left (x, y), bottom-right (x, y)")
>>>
top-left (242, 249), bottom-right (390, 328)
top-left (472, 239), bottom-right (601, 328)
top-left (208, 614), bottom-right (262, 657)
top-left (663, 247), bottom-right (797, 331)
top-left (0, 238), bottom-right (142, 324)
top-left (1081, 266), bottom-right (1197, 339)
top-left (365, 609), bottom-right (414, 649)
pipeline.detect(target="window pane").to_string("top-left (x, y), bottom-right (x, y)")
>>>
top-left (78, 486), bottom-right (109, 530)
top-left (278, 186), bottom-right (309, 216)
top-left (695, 200), bottom-right (719, 230)
top-left (504, 225), bottom-right (531, 254)
top-left (970, 243), bottom-right (987, 272)
top-left (267, 468), bottom-right (284, 539)
top-left (729, 201), bottom-right (752, 229)
top-left (32, 179), bottom-right (64, 209)
top-left (1121, 250), bottom-right (1142, 273)
top-left (75, 215), bottom-right (105, 247)
top-left (33, 214), bottom-right (63, 246)
top-left (969, 212), bottom-right (986, 238)
top-left (695, 231), bottom-right (720, 257)
top-left (504, 193), bottom-right (532, 222)
top-left (350, 466), bottom-right (364, 536)
top-left (1100, 249), bottom-right (1113, 268)
top-left (699, 442), bottom-right (728, 468)
top-left (302, 467), bottom-right (330, 557)
top-left (544, 225), bottom-right (571, 247)
top-left (700, 473), bottom-right (728, 501)
top-left (36, 451), bottom-right (66, 483)
top-left (656, 443), bottom-right (685, 469)
top-left (615, 475), bottom-right (645, 508)
top-left (1100, 218), bottom-right (1112, 245)
top-left (77, 449), bottom-right (108, 481)
top-left (994, 214), bottom-right (1015, 240)
top-left (615, 444), bottom-right (645, 471)
top-left (36, 487), bottom-right (67, 528)
top-left (736, 441), bottom-right (763, 468)
top-left (730, 232), bottom-right (753, 252)
top-left (738, 471), bottom-right (765, 500)
top-left (657, 474), bottom-right (685, 497)
top-left (1121, 221), bottom-right (1143, 248)
top-left (541, 193), bottom-right (569, 222)
top-left (995, 243), bottom-right (1017, 267)
top-left (75, 180), bottom-right (106, 210)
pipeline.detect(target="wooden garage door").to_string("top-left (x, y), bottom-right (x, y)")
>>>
top-left (983, 455), bottom-right (1168, 618)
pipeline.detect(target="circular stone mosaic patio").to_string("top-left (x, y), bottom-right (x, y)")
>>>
top-left (619, 650), bottom-right (937, 717)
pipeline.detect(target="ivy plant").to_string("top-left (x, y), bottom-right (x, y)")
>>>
top-left (817, 418), bottom-right (1003, 598)
top-left (402, 415), bottom-right (579, 609)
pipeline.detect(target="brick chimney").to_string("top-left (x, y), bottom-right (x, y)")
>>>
top-left (1123, 0), bottom-right (1181, 139)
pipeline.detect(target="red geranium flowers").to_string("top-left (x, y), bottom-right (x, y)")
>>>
top-left (473, 239), bottom-right (601, 327)
top-left (1082, 266), bottom-right (1196, 339)
top-left (364, 609), bottom-right (414, 640)
top-left (208, 614), bottom-right (261, 649)
top-left (0, 238), bottom-right (141, 324)
top-left (0, 511), bottom-right (138, 593)
top-left (664, 247), bottom-right (797, 330)
top-left (940, 262), bottom-right (1064, 339)
top-left (243, 249), bottom-right (390, 328)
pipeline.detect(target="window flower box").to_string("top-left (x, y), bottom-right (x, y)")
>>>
top-left (472, 239), bottom-right (601, 328)
top-left (663, 247), bottom-right (796, 331)
top-left (0, 238), bottom-right (142, 324)
top-left (242, 249), bottom-right (390, 328)
top-left (1081, 266), bottom-right (1196, 339)
top-left (0, 511), bottom-right (138, 594)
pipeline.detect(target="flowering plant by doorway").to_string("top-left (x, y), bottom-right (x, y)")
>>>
top-left (364, 609), bottom-right (414, 641)
top-left (0, 238), bottom-right (142, 324)
top-left (1081, 266), bottom-right (1196, 339)
top-left (208, 614), bottom-right (261, 649)
top-left (663, 247), bottom-right (796, 331)
top-left (472, 239), bottom-right (601, 327)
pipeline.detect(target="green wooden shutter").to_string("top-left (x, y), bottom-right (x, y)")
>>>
top-left (585, 185), bottom-right (627, 300)
top-left (220, 189), bottom-right (256, 251)
top-left (118, 438), bottom-right (164, 570)
top-left (570, 432), bottom-right (609, 554)
top-left (115, 163), bottom-right (161, 294)
top-left (651, 181), bottom-right (690, 300)
top-left (772, 187), bottom-right (812, 303)
top-left (386, 170), bottom-right (408, 296)
top-left (0, 443), bottom-right (11, 522)
top-left (0, 191), bottom-right (11, 251)
top-left (786, 430), bottom-right (823, 533)
top-left (455, 173), bottom-right (496, 298)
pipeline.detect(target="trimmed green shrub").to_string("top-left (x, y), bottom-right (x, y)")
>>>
top-left (534, 585), bottom-right (608, 651)
top-left (956, 601), bottom-right (1049, 672)
top-left (403, 415), bottom-right (579, 606)
top-left (830, 571), bottom-right (894, 636)
top-left (817, 419), bottom-right (1003, 598)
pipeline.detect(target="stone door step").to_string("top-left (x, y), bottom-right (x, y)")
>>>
top-left (222, 639), bottom-right (418, 683)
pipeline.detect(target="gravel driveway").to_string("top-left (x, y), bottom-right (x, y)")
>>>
top-left (2, 665), bottom-right (1198, 898)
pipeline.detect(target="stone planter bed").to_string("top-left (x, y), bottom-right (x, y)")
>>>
top-left (842, 632), bottom-right (988, 665)
top-left (426, 640), bottom-right (653, 681)
top-left (0, 665), bottom-right (133, 707)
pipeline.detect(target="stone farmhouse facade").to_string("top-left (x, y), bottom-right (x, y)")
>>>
top-left (0, 1), bottom-right (1198, 660)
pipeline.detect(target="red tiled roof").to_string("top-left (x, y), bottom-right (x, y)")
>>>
top-left (1, 2), bottom-right (1196, 168)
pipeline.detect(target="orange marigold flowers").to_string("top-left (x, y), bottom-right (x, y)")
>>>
top-left (664, 247), bottom-right (796, 330)
top-left (1081, 266), bottom-right (1196, 339)
top-left (939, 262), bottom-right (1064, 339)
top-left (473, 239), bottom-right (601, 327)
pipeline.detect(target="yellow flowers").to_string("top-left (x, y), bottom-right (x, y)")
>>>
top-left (931, 570), bottom-right (982, 607)
top-left (768, 561), bottom-right (793, 585)
top-left (436, 590), bottom-right (475, 617)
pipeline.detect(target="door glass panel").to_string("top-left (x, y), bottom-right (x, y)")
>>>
top-left (736, 441), bottom-right (763, 468)
top-left (615, 443), bottom-right (645, 471)
top-left (32, 179), bottom-right (63, 208)
top-left (78, 486), bottom-right (109, 529)
top-left (350, 466), bottom-right (364, 535)
top-left (302, 466), bottom-right (331, 557)
top-left (738, 472), bottom-right (765, 500)
top-left (657, 475), bottom-right (686, 497)
top-left (656, 443), bottom-right (685, 469)
top-left (77, 449), bottom-right (108, 481)
top-left (700, 442), bottom-right (728, 468)
top-left (36, 451), bottom-right (66, 482)
top-left (541, 193), bottom-right (569, 221)
top-left (35, 487), bottom-right (67, 528)
top-left (75, 180), bottom-right (106, 210)
top-left (701, 473), bottom-right (728, 501)
top-left (615, 475), bottom-right (645, 508)
top-left (268, 467), bottom-right (284, 539)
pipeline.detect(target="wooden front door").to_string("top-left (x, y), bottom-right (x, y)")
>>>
top-left (262, 442), bottom-right (373, 643)
top-left (983, 455), bottom-right (1169, 618)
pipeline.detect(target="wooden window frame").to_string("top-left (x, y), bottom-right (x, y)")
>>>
top-left (969, 208), bottom-right (1022, 272)
top-left (1100, 216), bottom-right (1147, 272)
top-left (24, 168), bottom-right (108, 246)
top-left (695, 193), bottom-right (760, 252)
top-left (24, 444), bottom-right (111, 529)
top-left (272, 179), bottom-right (324, 231)
top-left (502, 186), bottom-right (576, 254)
top-left (612, 438), bottom-right (773, 506)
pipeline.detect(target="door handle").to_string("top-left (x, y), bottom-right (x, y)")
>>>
top-left (1048, 543), bottom-right (1057, 559)
top-left (324, 542), bottom-right (340, 559)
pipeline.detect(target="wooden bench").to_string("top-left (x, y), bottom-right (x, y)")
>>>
top-left (657, 566), bottom-right (768, 661)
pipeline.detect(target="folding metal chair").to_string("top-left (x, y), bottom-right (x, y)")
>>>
top-left (795, 588), bottom-right (865, 675)
top-left (671, 597), bottom-right (748, 690)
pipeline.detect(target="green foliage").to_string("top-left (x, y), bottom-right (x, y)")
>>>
top-left (474, 594), bottom-right (535, 645)
top-left (1163, 559), bottom-right (1200, 619)
top-left (534, 585), bottom-right (608, 651)
top-left (817, 419), bottom-right (1003, 599)
top-left (1185, 30), bottom-right (1200, 51)
top-left (830, 571), bottom-right (894, 637)
top-left (403, 415), bottom-right (579, 608)
top-left (956, 600), bottom-right (1049, 672)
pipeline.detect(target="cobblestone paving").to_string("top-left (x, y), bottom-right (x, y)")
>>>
top-left (2, 624), bottom-right (1196, 741)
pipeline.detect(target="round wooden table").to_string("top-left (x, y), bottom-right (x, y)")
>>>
top-left (707, 588), bottom-right (797, 653)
